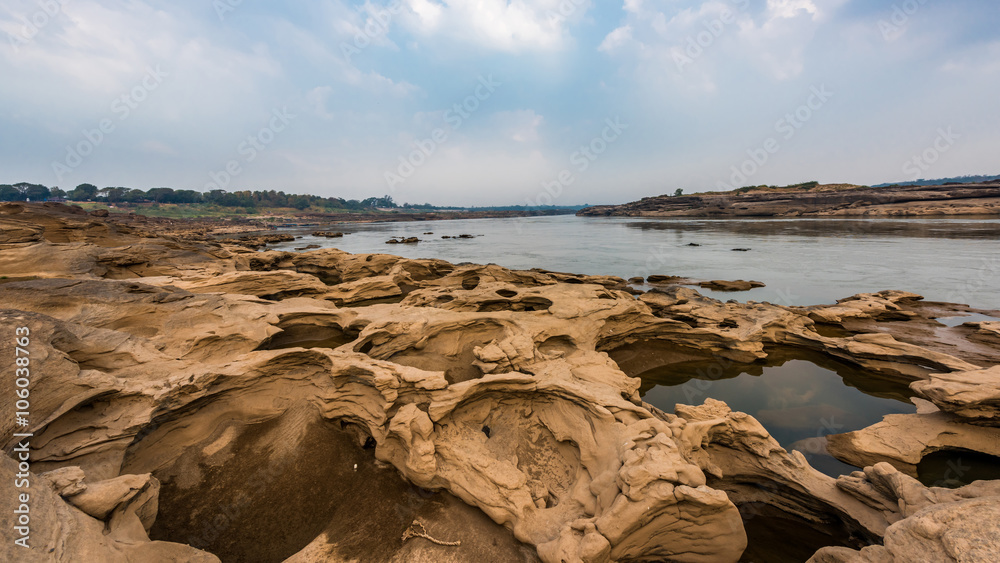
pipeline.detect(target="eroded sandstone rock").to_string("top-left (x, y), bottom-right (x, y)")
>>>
top-left (2, 203), bottom-right (999, 562)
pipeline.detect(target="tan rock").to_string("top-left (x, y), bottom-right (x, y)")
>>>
top-left (911, 366), bottom-right (1000, 425)
top-left (809, 496), bottom-right (1000, 562)
top-left (3, 202), bottom-right (1000, 562)
top-left (826, 410), bottom-right (1000, 476)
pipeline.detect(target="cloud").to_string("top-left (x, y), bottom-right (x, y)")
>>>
top-left (598, 0), bottom-right (849, 84)
top-left (940, 40), bottom-right (1000, 74)
top-left (598, 25), bottom-right (632, 52)
top-left (400, 0), bottom-right (593, 51)
top-left (495, 109), bottom-right (545, 143)
top-left (765, 0), bottom-right (818, 21)
top-left (306, 86), bottom-right (335, 119)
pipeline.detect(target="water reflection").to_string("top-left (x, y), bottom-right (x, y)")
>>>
top-left (917, 449), bottom-right (1000, 488)
top-left (639, 351), bottom-right (916, 477)
top-left (935, 312), bottom-right (1000, 328)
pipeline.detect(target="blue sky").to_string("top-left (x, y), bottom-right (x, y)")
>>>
top-left (1, 0), bottom-right (998, 206)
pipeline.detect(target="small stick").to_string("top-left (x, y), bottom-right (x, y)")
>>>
top-left (401, 520), bottom-right (462, 547)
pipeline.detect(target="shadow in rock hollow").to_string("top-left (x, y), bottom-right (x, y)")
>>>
top-left (122, 404), bottom-right (537, 562)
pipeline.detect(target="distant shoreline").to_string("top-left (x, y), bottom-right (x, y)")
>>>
top-left (578, 182), bottom-right (1000, 218)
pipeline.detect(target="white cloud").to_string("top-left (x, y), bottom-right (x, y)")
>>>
top-left (306, 86), bottom-right (335, 119)
top-left (401, 0), bottom-right (593, 51)
top-left (274, 19), bottom-right (418, 96)
top-left (1, 1), bottom-right (280, 105)
top-left (624, 0), bottom-right (645, 14)
top-left (940, 40), bottom-right (1000, 74)
top-left (765, 0), bottom-right (818, 21)
top-left (408, 0), bottom-right (444, 28)
top-left (599, 25), bottom-right (633, 52)
top-left (495, 109), bottom-right (545, 142)
top-left (599, 0), bottom-right (848, 83)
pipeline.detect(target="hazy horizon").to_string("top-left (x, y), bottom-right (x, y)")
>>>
top-left (3, 0), bottom-right (999, 206)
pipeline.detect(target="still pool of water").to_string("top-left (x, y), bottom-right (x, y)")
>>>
top-left (269, 214), bottom-right (1000, 309)
top-left (635, 353), bottom-right (917, 477)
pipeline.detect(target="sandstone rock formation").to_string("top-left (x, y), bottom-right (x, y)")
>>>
top-left (809, 496), bottom-right (1000, 562)
top-left (911, 366), bottom-right (1000, 425)
top-left (2, 202), bottom-right (999, 562)
top-left (644, 275), bottom-right (765, 292)
top-left (578, 182), bottom-right (1000, 218)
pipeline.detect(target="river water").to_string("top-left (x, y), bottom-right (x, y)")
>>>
top-left (271, 214), bottom-right (1000, 309)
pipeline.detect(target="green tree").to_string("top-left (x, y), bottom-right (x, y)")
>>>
top-left (147, 187), bottom-right (176, 203)
top-left (25, 184), bottom-right (50, 201)
top-left (10, 182), bottom-right (50, 201)
top-left (69, 183), bottom-right (99, 201)
top-left (103, 187), bottom-right (128, 203)
top-left (673, 188), bottom-right (684, 197)
top-left (0, 185), bottom-right (22, 201)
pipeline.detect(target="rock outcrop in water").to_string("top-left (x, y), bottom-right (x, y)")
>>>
top-left (578, 182), bottom-right (1000, 218)
top-left (2, 202), bottom-right (999, 562)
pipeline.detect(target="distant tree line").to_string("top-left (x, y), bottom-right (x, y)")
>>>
top-left (872, 174), bottom-right (1000, 188)
top-left (0, 182), bottom-right (418, 211)
top-left (0, 182), bottom-right (54, 202)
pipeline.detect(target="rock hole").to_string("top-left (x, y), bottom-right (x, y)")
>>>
top-left (256, 324), bottom-right (357, 350)
top-left (737, 502), bottom-right (872, 563)
top-left (918, 449), bottom-right (1000, 488)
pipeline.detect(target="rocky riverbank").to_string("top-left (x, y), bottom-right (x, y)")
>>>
top-left (578, 182), bottom-right (1000, 218)
top-left (2, 202), bottom-right (999, 562)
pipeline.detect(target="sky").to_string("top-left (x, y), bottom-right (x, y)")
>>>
top-left (1, 0), bottom-right (998, 206)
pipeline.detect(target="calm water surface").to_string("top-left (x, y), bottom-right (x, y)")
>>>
top-left (638, 356), bottom-right (916, 477)
top-left (270, 215), bottom-right (1000, 309)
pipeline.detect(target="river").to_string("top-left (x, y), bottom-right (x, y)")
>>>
top-left (270, 214), bottom-right (1000, 309)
